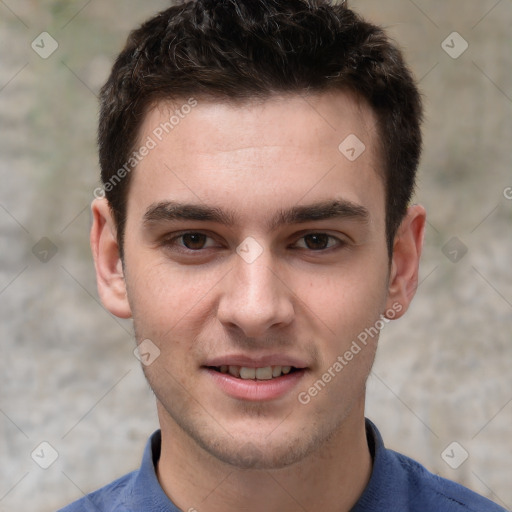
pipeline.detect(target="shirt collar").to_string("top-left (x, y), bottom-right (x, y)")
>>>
top-left (128, 429), bottom-right (180, 511)
top-left (129, 419), bottom-right (388, 511)
top-left (351, 418), bottom-right (408, 511)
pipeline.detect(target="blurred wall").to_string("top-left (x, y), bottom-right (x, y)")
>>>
top-left (0, 1), bottom-right (510, 510)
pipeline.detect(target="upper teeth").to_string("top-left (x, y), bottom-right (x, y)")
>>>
top-left (218, 365), bottom-right (292, 380)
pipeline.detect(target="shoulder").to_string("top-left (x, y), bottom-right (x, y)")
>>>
top-left (389, 449), bottom-right (507, 512)
top-left (355, 420), bottom-right (508, 512)
top-left (57, 430), bottom-right (169, 512)
top-left (57, 470), bottom-right (137, 512)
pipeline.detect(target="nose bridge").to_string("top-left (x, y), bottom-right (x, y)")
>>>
top-left (239, 256), bottom-right (277, 304)
top-left (217, 248), bottom-right (294, 335)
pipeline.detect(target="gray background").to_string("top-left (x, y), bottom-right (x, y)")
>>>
top-left (0, 1), bottom-right (511, 511)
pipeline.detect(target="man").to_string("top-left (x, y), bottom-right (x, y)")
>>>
top-left (60, 1), bottom-right (507, 510)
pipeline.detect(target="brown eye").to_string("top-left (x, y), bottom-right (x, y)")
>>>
top-left (302, 233), bottom-right (331, 250)
top-left (181, 233), bottom-right (208, 250)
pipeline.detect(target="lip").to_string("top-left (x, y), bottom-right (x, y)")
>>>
top-left (204, 367), bottom-right (307, 401)
top-left (203, 354), bottom-right (309, 369)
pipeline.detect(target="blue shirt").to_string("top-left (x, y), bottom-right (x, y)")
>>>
top-left (59, 419), bottom-right (508, 511)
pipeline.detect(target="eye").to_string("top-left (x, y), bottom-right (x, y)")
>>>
top-left (182, 233), bottom-right (209, 250)
top-left (164, 232), bottom-right (218, 251)
top-left (293, 233), bottom-right (343, 251)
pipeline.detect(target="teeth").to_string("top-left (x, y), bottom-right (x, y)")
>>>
top-left (239, 367), bottom-right (256, 379)
top-left (221, 365), bottom-right (295, 380)
top-left (255, 367), bottom-right (273, 380)
top-left (228, 365), bottom-right (240, 378)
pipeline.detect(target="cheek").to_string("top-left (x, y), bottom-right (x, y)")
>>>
top-left (299, 261), bottom-right (388, 332)
top-left (126, 263), bottom-right (215, 380)
top-left (124, 254), bottom-right (222, 340)
top-left (296, 270), bottom-right (385, 409)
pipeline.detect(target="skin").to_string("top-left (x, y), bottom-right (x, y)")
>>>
top-left (91, 92), bottom-right (425, 512)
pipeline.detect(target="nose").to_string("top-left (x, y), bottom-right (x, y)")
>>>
top-left (216, 250), bottom-right (295, 338)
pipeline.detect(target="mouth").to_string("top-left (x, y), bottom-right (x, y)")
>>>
top-left (207, 364), bottom-right (301, 380)
top-left (203, 361), bottom-right (307, 401)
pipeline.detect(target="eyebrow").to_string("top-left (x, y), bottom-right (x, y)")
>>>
top-left (144, 202), bottom-right (235, 226)
top-left (143, 199), bottom-right (369, 231)
top-left (269, 199), bottom-right (369, 231)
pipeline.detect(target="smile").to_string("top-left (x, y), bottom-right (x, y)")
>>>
top-left (209, 365), bottom-right (296, 380)
top-left (205, 364), bottom-right (306, 401)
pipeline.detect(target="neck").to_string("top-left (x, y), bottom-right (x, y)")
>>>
top-left (156, 402), bottom-right (373, 512)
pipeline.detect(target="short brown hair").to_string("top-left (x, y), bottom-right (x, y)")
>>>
top-left (98, 0), bottom-right (423, 258)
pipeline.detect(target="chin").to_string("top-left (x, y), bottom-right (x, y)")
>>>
top-left (205, 438), bottom-right (311, 470)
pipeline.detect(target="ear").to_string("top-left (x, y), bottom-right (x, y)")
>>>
top-left (384, 204), bottom-right (426, 319)
top-left (90, 198), bottom-right (132, 319)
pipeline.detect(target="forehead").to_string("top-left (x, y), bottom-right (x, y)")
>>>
top-left (128, 92), bottom-right (384, 229)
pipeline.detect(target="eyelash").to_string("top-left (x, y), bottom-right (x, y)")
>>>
top-left (161, 231), bottom-right (346, 254)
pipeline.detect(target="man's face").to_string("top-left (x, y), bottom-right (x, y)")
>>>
top-left (118, 93), bottom-right (393, 468)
